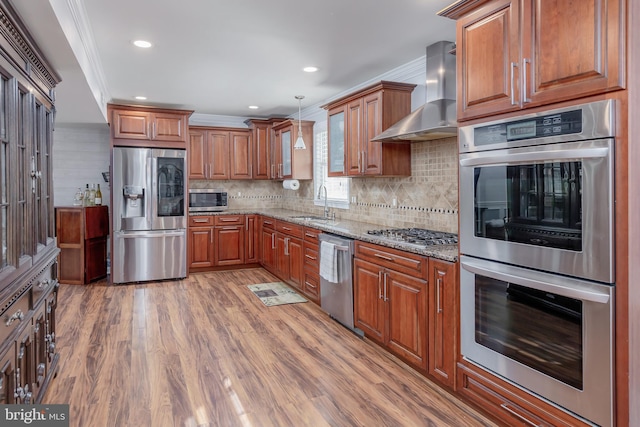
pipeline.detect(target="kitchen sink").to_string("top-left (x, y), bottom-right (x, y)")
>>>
top-left (289, 215), bottom-right (330, 221)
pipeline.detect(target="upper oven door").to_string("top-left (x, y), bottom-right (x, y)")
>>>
top-left (459, 138), bottom-right (614, 283)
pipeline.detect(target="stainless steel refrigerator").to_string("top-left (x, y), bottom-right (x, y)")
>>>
top-left (111, 147), bottom-right (187, 284)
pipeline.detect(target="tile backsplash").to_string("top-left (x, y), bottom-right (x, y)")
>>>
top-left (192, 137), bottom-right (459, 233)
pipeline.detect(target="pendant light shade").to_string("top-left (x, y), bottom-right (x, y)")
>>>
top-left (294, 95), bottom-right (306, 150)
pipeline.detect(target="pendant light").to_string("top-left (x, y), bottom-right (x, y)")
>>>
top-left (293, 95), bottom-right (306, 150)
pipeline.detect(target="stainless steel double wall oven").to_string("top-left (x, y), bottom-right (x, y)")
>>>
top-left (458, 100), bottom-right (616, 427)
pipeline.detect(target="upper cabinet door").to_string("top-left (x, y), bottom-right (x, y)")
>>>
top-left (457, 0), bottom-right (521, 121)
top-left (112, 109), bottom-right (151, 140)
top-left (188, 130), bottom-right (206, 179)
top-left (230, 131), bottom-right (252, 180)
top-left (346, 99), bottom-right (363, 176)
top-left (522, 0), bottom-right (625, 107)
top-left (328, 107), bottom-right (346, 176)
top-left (208, 130), bottom-right (230, 180)
top-left (362, 92), bottom-right (382, 176)
top-left (152, 113), bottom-right (187, 142)
top-left (453, 0), bottom-right (625, 121)
top-left (281, 130), bottom-right (292, 178)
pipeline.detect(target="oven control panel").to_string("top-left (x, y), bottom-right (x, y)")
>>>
top-left (474, 109), bottom-right (582, 146)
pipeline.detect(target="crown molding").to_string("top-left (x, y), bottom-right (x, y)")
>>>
top-left (50, 0), bottom-right (110, 120)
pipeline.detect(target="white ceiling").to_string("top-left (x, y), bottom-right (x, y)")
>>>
top-left (10, 0), bottom-right (456, 125)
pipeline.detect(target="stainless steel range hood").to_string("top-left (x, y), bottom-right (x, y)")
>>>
top-left (372, 41), bottom-right (457, 142)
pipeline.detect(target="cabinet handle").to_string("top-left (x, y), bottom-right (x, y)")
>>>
top-left (436, 277), bottom-right (443, 314)
top-left (499, 403), bottom-right (541, 427)
top-left (152, 122), bottom-right (156, 138)
top-left (305, 281), bottom-right (317, 289)
top-left (271, 233), bottom-right (276, 249)
top-left (378, 271), bottom-right (383, 299)
top-left (211, 231), bottom-right (214, 244)
top-left (383, 272), bottom-right (388, 302)
top-left (37, 278), bottom-right (50, 289)
top-left (219, 218), bottom-right (238, 222)
top-left (357, 152), bottom-right (361, 173)
top-left (510, 62), bottom-right (518, 106)
top-left (282, 226), bottom-right (292, 231)
top-left (271, 164), bottom-right (275, 178)
top-left (249, 164), bottom-right (252, 178)
top-left (5, 309), bottom-right (24, 326)
top-left (362, 151), bottom-right (366, 173)
top-left (522, 58), bottom-right (531, 103)
top-left (284, 237), bottom-right (290, 256)
top-left (193, 218), bottom-right (209, 223)
top-left (373, 253), bottom-right (394, 262)
top-left (304, 232), bottom-right (315, 238)
top-left (305, 254), bottom-right (316, 260)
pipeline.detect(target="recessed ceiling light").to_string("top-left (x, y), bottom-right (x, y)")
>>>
top-left (303, 66), bottom-right (318, 73)
top-left (133, 40), bottom-right (152, 48)
top-left (248, 105), bottom-right (259, 109)
top-left (135, 96), bottom-right (147, 100)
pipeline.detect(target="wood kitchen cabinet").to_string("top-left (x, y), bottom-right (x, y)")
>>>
top-left (245, 118), bottom-right (286, 180)
top-left (440, 0), bottom-right (625, 121)
top-left (272, 120), bottom-right (314, 180)
top-left (354, 241), bottom-right (428, 370)
top-left (108, 104), bottom-right (192, 147)
top-left (260, 217), bottom-right (278, 274)
top-left (56, 205), bottom-right (109, 285)
top-left (275, 221), bottom-right (304, 290)
top-left (302, 227), bottom-right (322, 303)
top-left (189, 127), bottom-right (252, 180)
top-left (428, 258), bottom-right (458, 389)
top-left (188, 215), bottom-right (215, 270)
top-left (214, 215), bottom-right (245, 266)
top-left (245, 214), bottom-right (260, 263)
top-left (324, 81), bottom-right (415, 177)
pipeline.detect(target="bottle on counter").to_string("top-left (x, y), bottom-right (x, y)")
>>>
top-left (89, 184), bottom-right (96, 206)
top-left (95, 184), bottom-right (102, 206)
top-left (83, 184), bottom-right (91, 206)
top-left (73, 187), bottom-right (84, 206)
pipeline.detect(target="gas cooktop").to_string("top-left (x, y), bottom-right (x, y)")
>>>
top-left (366, 228), bottom-right (458, 247)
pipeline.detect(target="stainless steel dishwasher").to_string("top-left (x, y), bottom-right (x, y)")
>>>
top-left (319, 233), bottom-right (361, 334)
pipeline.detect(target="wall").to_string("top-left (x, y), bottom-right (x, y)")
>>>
top-left (52, 123), bottom-right (111, 208)
top-left (51, 53), bottom-right (459, 233)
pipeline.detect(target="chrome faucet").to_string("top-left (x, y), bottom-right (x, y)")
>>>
top-left (318, 183), bottom-right (330, 219)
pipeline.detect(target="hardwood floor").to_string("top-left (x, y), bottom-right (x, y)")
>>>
top-left (44, 268), bottom-right (498, 427)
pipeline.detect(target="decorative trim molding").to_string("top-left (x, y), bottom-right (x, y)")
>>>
top-left (189, 113), bottom-right (250, 128)
top-left (49, 0), bottom-right (110, 120)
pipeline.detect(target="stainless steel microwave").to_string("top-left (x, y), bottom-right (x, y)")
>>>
top-left (188, 189), bottom-right (228, 212)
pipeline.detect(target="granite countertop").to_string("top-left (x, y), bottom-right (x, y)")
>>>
top-left (191, 208), bottom-right (459, 263)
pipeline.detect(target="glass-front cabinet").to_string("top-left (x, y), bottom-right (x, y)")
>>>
top-left (328, 108), bottom-right (345, 176)
top-left (281, 130), bottom-right (292, 178)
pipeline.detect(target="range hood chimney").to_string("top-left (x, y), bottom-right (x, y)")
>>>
top-left (372, 41), bottom-right (457, 142)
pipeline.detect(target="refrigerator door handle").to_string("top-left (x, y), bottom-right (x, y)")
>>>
top-left (116, 230), bottom-right (186, 238)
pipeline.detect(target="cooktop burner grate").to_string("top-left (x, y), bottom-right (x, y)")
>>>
top-left (366, 228), bottom-right (458, 246)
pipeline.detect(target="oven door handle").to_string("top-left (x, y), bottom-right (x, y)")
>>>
top-left (459, 146), bottom-right (610, 167)
top-left (460, 256), bottom-right (611, 304)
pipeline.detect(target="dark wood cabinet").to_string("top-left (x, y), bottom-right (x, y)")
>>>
top-left (214, 215), bottom-right (245, 266)
top-left (272, 120), bottom-right (314, 180)
top-left (245, 214), bottom-right (259, 263)
top-left (56, 205), bottom-right (109, 285)
top-left (244, 118), bottom-right (286, 180)
top-left (0, 0), bottom-right (59, 407)
top-left (354, 241), bottom-right (428, 370)
top-left (428, 258), bottom-right (457, 389)
top-left (189, 127), bottom-right (252, 180)
top-left (260, 217), bottom-right (277, 274)
top-left (442, 0), bottom-right (625, 121)
top-left (188, 216), bottom-right (215, 270)
top-left (302, 227), bottom-right (322, 303)
top-left (324, 81), bottom-right (415, 177)
top-left (108, 104), bottom-right (192, 147)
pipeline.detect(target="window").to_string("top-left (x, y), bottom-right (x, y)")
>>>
top-left (313, 129), bottom-right (349, 209)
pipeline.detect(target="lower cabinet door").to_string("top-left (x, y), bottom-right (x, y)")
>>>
top-left (261, 229), bottom-right (277, 273)
top-left (215, 226), bottom-right (245, 265)
top-left (385, 269), bottom-right (427, 370)
top-left (429, 259), bottom-right (457, 388)
top-left (189, 227), bottom-right (214, 269)
top-left (0, 344), bottom-right (16, 404)
top-left (287, 237), bottom-right (304, 290)
top-left (354, 258), bottom-right (385, 343)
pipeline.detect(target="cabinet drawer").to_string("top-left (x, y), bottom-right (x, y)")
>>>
top-left (303, 227), bottom-right (322, 243)
top-left (0, 288), bottom-right (31, 345)
top-left (189, 216), bottom-right (214, 227)
top-left (303, 269), bottom-right (320, 302)
top-left (215, 215), bottom-right (245, 226)
top-left (31, 260), bottom-right (57, 307)
top-left (276, 221), bottom-right (304, 238)
top-left (304, 242), bottom-right (319, 269)
top-left (457, 363), bottom-right (589, 427)
top-left (355, 241), bottom-right (427, 277)
top-left (261, 217), bottom-right (276, 230)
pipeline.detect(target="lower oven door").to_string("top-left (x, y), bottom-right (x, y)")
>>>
top-left (460, 255), bottom-right (613, 427)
